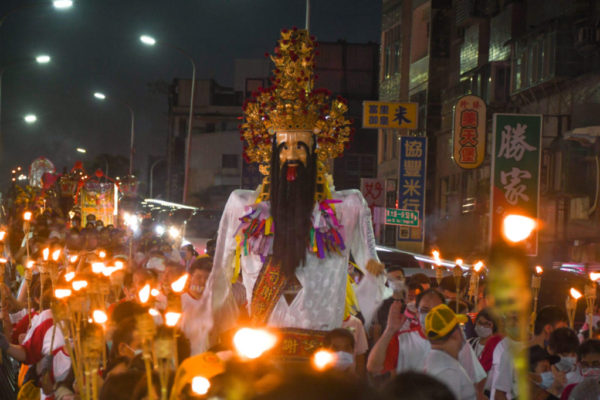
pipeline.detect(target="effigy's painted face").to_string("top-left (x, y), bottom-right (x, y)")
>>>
top-left (276, 131), bottom-right (314, 167)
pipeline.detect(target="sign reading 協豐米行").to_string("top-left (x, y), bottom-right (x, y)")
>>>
top-left (490, 114), bottom-right (542, 255)
top-left (397, 136), bottom-right (427, 248)
top-left (453, 95), bottom-right (486, 169)
top-left (362, 101), bottom-right (418, 129)
top-left (385, 208), bottom-right (419, 226)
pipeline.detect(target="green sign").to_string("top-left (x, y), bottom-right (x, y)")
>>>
top-left (385, 208), bottom-right (419, 226)
top-left (490, 113), bottom-right (542, 255)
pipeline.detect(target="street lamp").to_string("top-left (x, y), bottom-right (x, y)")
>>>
top-left (92, 91), bottom-right (135, 176)
top-left (24, 114), bottom-right (37, 124)
top-left (35, 55), bottom-right (51, 64)
top-left (140, 33), bottom-right (197, 204)
top-left (52, 0), bottom-right (74, 9)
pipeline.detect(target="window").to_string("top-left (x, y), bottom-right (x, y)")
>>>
top-left (222, 154), bottom-right (239, 169)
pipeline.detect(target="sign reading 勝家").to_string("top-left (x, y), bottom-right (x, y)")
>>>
top-left (490, 114), bottom-right (542, 255)
top-left (453, 95), bottom-right (486, 169)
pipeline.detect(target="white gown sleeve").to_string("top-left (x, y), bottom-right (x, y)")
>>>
top-left (345, 190), bottom-right (385, 329)
top-left (182, 190), bottom-right (248, 354)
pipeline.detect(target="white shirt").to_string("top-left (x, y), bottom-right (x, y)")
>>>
top-left (490, 337), bottom-right (519, 399)
top-left (425, 349), bottom-right (477, 400)
top-left (391, 329), bottom-right (487, 385)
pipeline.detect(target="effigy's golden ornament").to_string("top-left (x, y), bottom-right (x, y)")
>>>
top-left (240, 28), bottom-right (353, 172)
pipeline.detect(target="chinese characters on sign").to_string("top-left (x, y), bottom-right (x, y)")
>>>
top-left (360, 178), bottom-right (386, 238)
top-left (362, 101), bottom-right (418, 129)
top-left (453, 95), bottom-right (486, 169)
top-left (397, 136), bottom-right (427, 245)
top-left (491, 114), bottom-right (542, 255)
top-left (385, 208), bottom-right (419, 226)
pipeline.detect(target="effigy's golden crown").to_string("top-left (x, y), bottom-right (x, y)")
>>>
top-left (240, 28), bottom-right (353, 170)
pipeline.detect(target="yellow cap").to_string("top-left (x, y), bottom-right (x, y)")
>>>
top-left (425, 303), bottom-right (468, 340)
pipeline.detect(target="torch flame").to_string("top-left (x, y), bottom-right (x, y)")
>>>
top-left (165, 311), bottom-right (182, 327)
top-left (0, 258), bottom-right (7, 264)
top-left (233, 327), bottom-right (278, 359)
top-left (535, 266), bottom-right (544, 275)
top-left (148, 308), bottom-right (160, 316)
top-left (570, 288), bottom-right (583, 300)
top-left (72, 280), bottom-right (88, 291)
top-left (0, 231), bottom-right (6, 241)
top-left (98, 250), bottom-right (106, 259)
top-left (455, 258), bottom-right (463, 267)
top-left (432, 250), bottom-right (441, 266)
top-left (54, 288), bottom-right (72, 299)
top-left (69, 255), bottom-right (79, 263)
top-left (52, 249), bottom-right (61, 261)
top-left (191, 376), bottom-right (211, 396)
top-left (312, 349), bottom-right (336, 371)
top-left (91, 262), bottom-right (105, 274)
top-left (138, 284), bottom-right (151, 304)
top-left (42, 248), bottom-right (49, 261)
top-left (502, 214), bottom-right (537, 243)
top-left (92, 309), bottom-right (108, 324)
top-left (65, 272), bottom-right (75, 282)
top-left (590, 273), bottom-right (600, 282)
top-left (171, 273), bottom-right (189, 293)
top-left (23, 211), bottom-right (32, 222)
top-left (150, 288), bottom-right (160, 297)
top-left (26, 260), bottom-right (34, 269)
top-left (474, 261), bottom-right (484, 272)
top-left (115, 261), bottom-right (124, 269)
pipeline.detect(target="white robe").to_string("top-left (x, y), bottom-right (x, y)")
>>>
top-left (184, 187), bottom-right (383, 354)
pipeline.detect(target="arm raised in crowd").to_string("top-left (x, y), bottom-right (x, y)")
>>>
top-left (367, 300), bottom-right (405, 373)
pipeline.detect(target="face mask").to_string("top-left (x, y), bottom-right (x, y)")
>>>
top-left (474, 324), bottom-right (493, 339)
top-left (539, 371), bottom-right (554, 389)
top-left (146, 257), bottom-right (165, 272)
top-left (335, 351), bottom-right (354, 369)
top-left (419, 313), bottom-right (427, 327)
top-left (582, 368), bottom-right (600, 378)
top-left (556, 356), bottom-right (577, 372)
top-left (388, 279), bottom-right (405, 293)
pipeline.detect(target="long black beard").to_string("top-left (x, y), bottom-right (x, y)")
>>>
top-left (270, 143), bottom-right (317, 278)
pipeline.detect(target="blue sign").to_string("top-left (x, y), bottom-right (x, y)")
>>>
top-left (397, 136), bottom-right (427, 243)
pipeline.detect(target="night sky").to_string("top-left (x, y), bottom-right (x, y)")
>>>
top-left (0, 0), bottom-right (381, 190)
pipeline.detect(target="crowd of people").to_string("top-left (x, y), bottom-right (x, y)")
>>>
top-left (0, 208), bottom-right (596, 400)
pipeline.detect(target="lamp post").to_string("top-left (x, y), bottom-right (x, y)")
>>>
top-left (92, 91), bottom-right (135, 176)
top-left (140, 34), bottom-right (197, 204)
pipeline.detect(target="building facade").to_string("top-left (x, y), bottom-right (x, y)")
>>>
top-left (378, 0), bottom-right (600, 263)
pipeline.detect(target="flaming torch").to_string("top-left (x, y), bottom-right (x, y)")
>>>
top-left (587, 273), bottom-right (600, 339)
top-left (567, 288), bottom-right (582, 330)
top-left (531, 266), bottom-right (543, 334)
top-left (432, 250), bottom-right (443, 285)
top-left (453, 259), bottom-right (463, 313)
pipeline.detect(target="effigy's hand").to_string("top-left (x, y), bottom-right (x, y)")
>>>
top-left (366, 259), bottom-right (385, 276)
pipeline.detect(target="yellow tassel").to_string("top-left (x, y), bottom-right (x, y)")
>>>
top-left (344, 274), bottom-right (360, 319)
top-left (232, 235), bottom-right (242, 283)
top-left (265, 217), bottom-right (272, 235)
